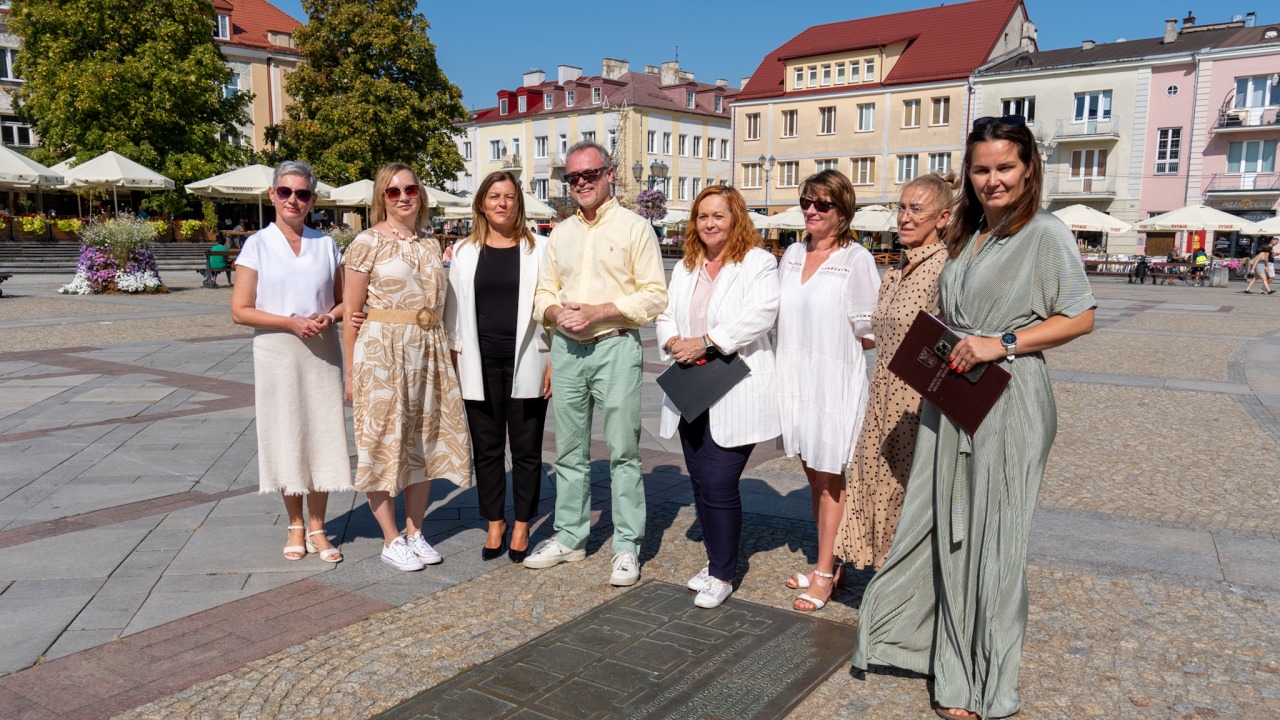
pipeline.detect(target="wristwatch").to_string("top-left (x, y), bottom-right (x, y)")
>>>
top-left (1000, 332), bottom-right (1017, 362)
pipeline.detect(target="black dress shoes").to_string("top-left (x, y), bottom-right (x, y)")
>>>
top-left (508, 545), bottom-right (529, 563)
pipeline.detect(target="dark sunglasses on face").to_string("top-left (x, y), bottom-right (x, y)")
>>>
top-left (563, 166), bottom-right (609, 186)
top-left (972, 114), bottom-right (1027, 131)
top-left (799, 197), bottom-right (835, 213)
top-left (385, 184), bottom-right (420, 201)
top-left (274, 186), bottom-right (314, 202)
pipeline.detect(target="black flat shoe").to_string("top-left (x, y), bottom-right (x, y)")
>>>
top-left (507, 546), bottom-right (529, 563)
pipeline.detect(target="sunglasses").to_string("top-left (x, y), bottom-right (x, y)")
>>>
top-left (385, 184), bottom-right (420, 201)
top-left (799, 197), bottom-right (835, 213)
top-left (972, 114), bottom-right (1027, 131)
top-left (274, 186), bottom-right (314, 202)
top-left (563, 166), bottom-right (609, 186)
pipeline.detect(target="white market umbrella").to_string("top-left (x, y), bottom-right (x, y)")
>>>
top-left (423, 185), bottom-right (467, 208)
top-left (325, 179), bottom-right (374, 208)
top-left (60, 150), bottom-right (173, 215)
top-left (759, 205), bottom-right (806, 230)
top-left (748, 211), bottom-right (771, 230)
top-left (522, 194), bottom-right (556, 219)
top-left (1135, 204), bottom-right (1259, 234)
top-left (850, 204), bottom-right (897, 233)
top-left (1052, 204), bottom-right (1133, 234)
top-left (186, 164), bottom-right (280, 227)
top-left (0, 146), bottom-right (63, 188)
top-left (657, 207), bottom-right (691, 227)
top-left (1249, 216), bottom-right (1280, 236)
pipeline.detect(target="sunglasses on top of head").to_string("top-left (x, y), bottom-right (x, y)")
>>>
top-left (384, 184), bottom-right (420, 201)
top-left (799, 197), bottom-right (835, 213)
top-left (563, 166), bottom-right (609, 186)
top-left (972, 114), bottom-right (1027, 131)
top-left (274, 186), bottom-right (314, 202)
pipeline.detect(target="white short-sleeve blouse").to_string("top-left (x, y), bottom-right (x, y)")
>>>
top-left (235, 222), bottom-right (341, 318)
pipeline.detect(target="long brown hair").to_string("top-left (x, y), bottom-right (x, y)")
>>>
top-left (944, 119), bottom-right (1043, 258)
top-left (682, 185), bottom-right (760, 270)
top-left (464, 171), bottom-right (535, 248)
top-left (800, 169), bottom-right (856, 247)
top-left (371, 162), bottom-right (430, 230)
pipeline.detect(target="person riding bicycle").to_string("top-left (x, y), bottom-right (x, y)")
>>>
top-left (1190, 246), bottom-right (1210, 285)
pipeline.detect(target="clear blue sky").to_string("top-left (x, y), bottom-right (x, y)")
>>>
top-left (269, 1), bottom-right (1270, 109)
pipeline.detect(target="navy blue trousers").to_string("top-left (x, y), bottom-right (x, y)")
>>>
top-left (678, 412), bottom-right (755, 582)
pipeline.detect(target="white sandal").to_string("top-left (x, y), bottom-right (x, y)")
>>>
top-left (283, 525), bottom-right (306, 561)
top-left (792, 569), bottom-right (834, 612)
top-left (785, 572), bottom-right (810, 590)
top-left (306, 530), bottom-right (342, 563)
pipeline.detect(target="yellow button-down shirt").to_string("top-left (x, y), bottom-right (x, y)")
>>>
top-left (534, 197), bottom-right (669, 342)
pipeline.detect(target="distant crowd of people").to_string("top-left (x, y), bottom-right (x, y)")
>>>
top-left (231, 115), bottom-right (1096, 719)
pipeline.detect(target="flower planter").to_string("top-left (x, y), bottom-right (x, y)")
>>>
top-left (52, 228), bottom-right (82, 242)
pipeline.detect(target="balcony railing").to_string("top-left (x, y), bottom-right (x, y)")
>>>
top-left (1214, 106), bottom-right (1280, 132)
top-left (1053, 115), bottom-right (1121, 142)
top-left (1204, 172), bottom-right (1280, 193)
top-left (502, 154), bottom-right (523, 171)
top-left (1047, 176), bottom-right (1116, 198)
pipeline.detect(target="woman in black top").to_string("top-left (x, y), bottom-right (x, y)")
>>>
top-left (445, 171), bottom-right (552, 561)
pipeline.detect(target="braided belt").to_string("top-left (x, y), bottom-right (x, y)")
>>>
top-left (366, 306), bottom-right (441, 329)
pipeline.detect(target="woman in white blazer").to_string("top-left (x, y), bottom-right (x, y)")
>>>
top-left (445, 171), bottom-right (551, 563)
top-left (656, 185), bottom-right (781, 609)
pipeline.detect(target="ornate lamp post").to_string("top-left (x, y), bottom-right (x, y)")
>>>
top-left (631, 159), bottom-right (670, 192)
top-left (758, 154), bottom-right (776, 209)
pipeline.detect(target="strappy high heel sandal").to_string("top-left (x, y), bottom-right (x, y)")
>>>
top-left (283, 525), bottom-right (306, 561)
top-left (785, 563), bottom-right (845, 590)
top-left (305, 529), bottom-right (342, 563)
top-left (792, 569), bottom-right (835, 612)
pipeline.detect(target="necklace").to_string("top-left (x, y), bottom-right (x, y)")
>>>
top-left (387, 224), bottom-right (417, 242)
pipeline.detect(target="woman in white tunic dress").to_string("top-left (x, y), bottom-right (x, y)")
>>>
top-left (775, 169), bottom-right (881, 611)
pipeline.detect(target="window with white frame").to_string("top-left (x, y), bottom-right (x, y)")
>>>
top-left (1, 119), bottom-right (33, 148)
top-left (1070, 148), bottom-right (1109, 178)
top-left (580, 131), bottom-right (594, 144)
top-left (815, 159), bottom-right (839, 173)
top-left (821, 64), bottom-right (831, 86)
top-left (929, 152), bottom-right (951, 174)
top-left (490, 140), bottom-right (503, 161)
top-left (857, 103), bottom-right (875, 132)
top-left (592, 87), bottom-right (601, 104)
top-left (714, 96), bottom-right (723, 113)
top-left (533, 179), bottom-right (549, 200)
top-left (781, 110), bottom-right (798, 138)
top-left (499, 98), bottom-right (508, 115)
top-left (558, 134), bottom-right (568, 153)
top-left (808, 66), bottom-right (818, 87)
top-left (678, 177), bottom-right (688, 201)
top-left (517, 96), bottom-right (526, 113)
top-left (535, 136), bottom-right (548, 158)
top-left (692, 177), bottom-right (701, 196)
top-left (896, 154), bottom-right (919, 183)
top-left (745, 113), bottom-right (761, 140)
top-left (852, 157), bottom-right (874, 185)
top-left (544, 93), bottom-right (553, 109)
top-left (462, 141), bottom-right (472, 160)
top-left (692, 136), bottom-right (702, 158)
top-left (1073, 90), bottom-right (1112, 122)
top-left (608, 130), bottom-right (617, 153)
top-left (662, 132), bottom-right (671, 154)
top-left (1001, 96), bottom-right (1036, 122)
top-left (215, 13), bottom-right (230, 40)
top-left (836, 62), bottom-right (846, 84)
top-left (863, 58), bottom-right (875, 81)
top-left (223, 72), bottom-right (240, 100)
top-left (720, 139), bottom-right (728, 159)
top-left (778, 161), bottom-right (799, 187)
top-left (510, 137), bottom-right (521, 159)
top-left (647, 130), bottom-right (657, 153)
top-left (743, 163), bottom-right (761, 188)
top-left (566, 89), bottom-right (575, 106)
top-left (903, 100), bottom-right (921, 128)
top-left (0, 49), bottom-right (17, 81)
top-left (1155, 128), bottom-right (1181, 174)
top-left (1227, 140), bottom-right (1277, 173)
top-left (679, 134), bottom-right (689, 156)
top-left (793, 67), bottom-right (804, 89)
top-left (687, 91), bottom-right (695, 109)
top-left (819, 107), bottom-right (836, 135)
top-left (931, 97), bottom-right (950, 125)
top-left (1234, 75), bottom-right (1276, 108)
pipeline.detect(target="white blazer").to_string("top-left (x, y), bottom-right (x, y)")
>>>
top-left (656, 247), bottom-right (781, 447)
top-left (445, 236), bottom-right (550, 400)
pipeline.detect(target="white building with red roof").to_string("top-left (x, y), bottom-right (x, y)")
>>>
top-left (212, 0), bottom-right (303, 152)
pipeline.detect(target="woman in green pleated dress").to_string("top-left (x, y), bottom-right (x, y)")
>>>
top-left (851, 115), bottom-right (1096, 720)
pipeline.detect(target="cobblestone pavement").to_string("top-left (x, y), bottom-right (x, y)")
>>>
top-left (0, 274), bottom-right (1278, 719)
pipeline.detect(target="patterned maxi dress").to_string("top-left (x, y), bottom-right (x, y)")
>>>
top-left (343, 230), bottom-right (472, 495)
top-left (851, 213), bottom-right (1094, 718)
top-left (834, 241), bottom-right (947, 569)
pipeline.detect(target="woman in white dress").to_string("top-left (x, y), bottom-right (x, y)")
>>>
top-left (776, 169), bottom-right (881, 611)
top-left (231, 160), bottom-right (353, 563)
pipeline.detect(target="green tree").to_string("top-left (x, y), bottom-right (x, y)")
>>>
top-left (273, 0), bottom-right (466, 186)
top-left (10, 0), bottom-right (251, 189)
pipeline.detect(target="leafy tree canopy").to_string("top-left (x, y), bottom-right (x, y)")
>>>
top-left (273, 0), bottom-right (467, 187)
top-left (10, 0), bottom-right (251, 185)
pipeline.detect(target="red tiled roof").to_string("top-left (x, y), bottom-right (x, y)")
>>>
top-left (473, 71), bottom-right (737, 125)
top-left (737, 0), bottom-right (1024, 101)
top-left (217, 0), bottom-right (302, 54)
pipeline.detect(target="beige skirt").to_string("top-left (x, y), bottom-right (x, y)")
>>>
top-left (253, 330), bottom-right (354, 495)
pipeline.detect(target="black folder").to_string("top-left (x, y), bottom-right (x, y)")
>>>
top-left (657, 353), bottom-right (751, 421)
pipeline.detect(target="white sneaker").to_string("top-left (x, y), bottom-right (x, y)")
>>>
top-left (522, 536), bottom-right (587, 569)
top-left (694, 577), bottom-right (733, 608)
top-left (405, 532), bottom-right (442, 565)
top-left (381, 537), bottom-right (425, 572)
top-left (610, 551), bottom-right (640, 586)
top-left (686, 566), bottom-right (711, 592)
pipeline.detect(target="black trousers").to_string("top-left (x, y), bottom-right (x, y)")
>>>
top-left (464, 354), bottom-right (548, 523)
top-left (678, 411), bottom-right (755, 582)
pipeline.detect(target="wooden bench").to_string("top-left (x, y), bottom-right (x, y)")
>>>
top-left (1149, 262), bottom-right (1201, 286)
top-left (873, 251), bottom-right (904, 267)
top-left (197, 249), bottom-right (238, 288)
top-left (1083, 260), bottom-right (1138, 279)
top-left (0, 273), bottom-right (10, 297)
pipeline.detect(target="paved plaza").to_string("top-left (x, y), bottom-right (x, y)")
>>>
top-left (0, 271), bottom-right (1278, 719)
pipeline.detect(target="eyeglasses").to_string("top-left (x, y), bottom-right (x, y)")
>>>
top-left (897, 204), bottom-right (934, 220)
top-left (274, 186), bottom-right (314, 202)
top-left (799, 197), bottom-right (835, 213)
top-left (563, 166), bottom-right (609, 186)
top-left (384, 184), bottom-right (420, 201)
top-left (972, 114), bottom-right (1027, 131)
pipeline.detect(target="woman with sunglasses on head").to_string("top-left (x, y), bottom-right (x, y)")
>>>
top-left (775, 169), bottom-right (881, 612)
top-left (342, 162), bottom-right (472, 572)
top-left (444, 171), bottom-right (551, 563)
top-left (656, 185), bottom-right (781, 609)
top-left (231, 160), bottom-right (352, 563)
top-left (852, 116), bottom-right (1095, 720)
top-left (834, 172), bottom-right (955, 573)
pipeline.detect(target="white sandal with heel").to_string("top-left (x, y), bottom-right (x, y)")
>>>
top-left (283, 525), bottom-right (306, 561)
top-left (305, 530), bottom-right (342, 563)
top-left (793, 569), bottom-right (835, 612)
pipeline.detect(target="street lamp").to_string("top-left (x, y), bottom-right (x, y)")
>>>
top-left (631, 161), bottom-right (643, 185)
top-left (758, 154), bottom-right (776, 209)
top-left (650, 159), bottom-right (669, 192)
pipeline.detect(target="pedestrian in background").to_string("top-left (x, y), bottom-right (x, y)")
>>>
top-left (1242, 238), bottom-right (1276, 294)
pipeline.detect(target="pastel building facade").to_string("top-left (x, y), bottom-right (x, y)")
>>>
top-left (213, 0), bottom-right (302, 153)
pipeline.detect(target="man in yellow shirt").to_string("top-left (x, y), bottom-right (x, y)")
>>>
top-left (524, 141), bottom-right (668, 586)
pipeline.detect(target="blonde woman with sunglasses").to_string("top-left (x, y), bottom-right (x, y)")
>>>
top-left (342, 162), bottom-right (472, 572)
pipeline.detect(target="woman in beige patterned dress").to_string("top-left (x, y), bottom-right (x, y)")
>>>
top-left (835, 172), bottom-right (954, 570)
top-left (342, 162), bottom-right (472, 572)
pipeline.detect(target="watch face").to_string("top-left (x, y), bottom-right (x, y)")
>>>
top-left (1001, 332), bottom-right (1017, 345)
